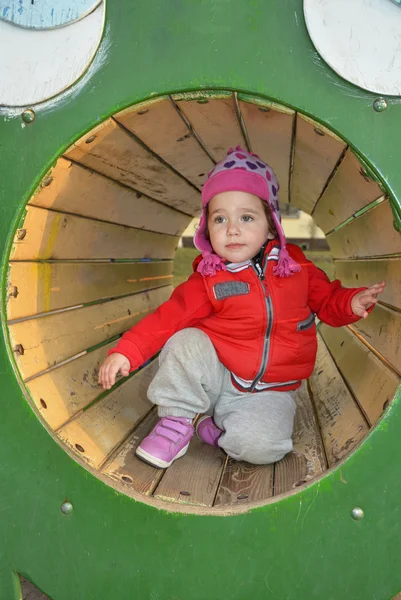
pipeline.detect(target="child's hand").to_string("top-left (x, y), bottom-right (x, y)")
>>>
top-left (351, 280), bottom-right (386, 319)
top-left (98, 353), bottom-right (130, 390)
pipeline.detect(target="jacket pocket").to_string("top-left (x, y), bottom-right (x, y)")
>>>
top-left (296, 312), bottom-right (315, 331)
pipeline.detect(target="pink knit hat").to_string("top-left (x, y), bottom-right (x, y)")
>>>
top-left (194, 146), bottom-right (301, 277)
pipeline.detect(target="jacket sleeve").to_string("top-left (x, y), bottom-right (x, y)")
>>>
top-left (108, 271), bottom-right (213, 370)
top-left (298, 250), bottom-right (373, 327)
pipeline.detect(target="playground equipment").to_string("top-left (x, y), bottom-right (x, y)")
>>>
top-left (1, 1), bottom-right (401, 599)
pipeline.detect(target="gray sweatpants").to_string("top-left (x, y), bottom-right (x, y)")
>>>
top-left (147, 328), bottom-right (296, 465)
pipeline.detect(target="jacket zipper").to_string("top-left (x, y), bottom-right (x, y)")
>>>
top-left (250, 256), bottom-right (273, 392)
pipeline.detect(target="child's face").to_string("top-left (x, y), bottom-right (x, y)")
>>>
top-left (207, 191), bottom-right (274, 263)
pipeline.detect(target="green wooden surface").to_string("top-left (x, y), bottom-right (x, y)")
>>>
top-left (1, 1), bottom-right (401, 599)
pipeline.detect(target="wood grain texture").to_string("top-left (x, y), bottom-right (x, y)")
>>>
top-left (239, 99), bottom-right (294, 204)
top-left (57, 362), bottom-right (156, 470)
top-left (214, 459), bottom-right (273, 506)
top-left (64, 119), bottom-right (201, 215)
top-left (114, 97), bottom-right (214, 188)
top-left (290, 113), bottom-right (346, 214)
top-left (319, 324), bottom-right (400, 425)
top-left (153, 436), bottom-right (226, 506)
top-left (334, 258), bottom-right (401, 311)
top-left (10, 205), bottom-right (178, 261)
top-left (102, 409), bottom-right (164, 495)
top-left (26, 341), bottom-right (116, 430)
top-left (309, 334), bottom-right (369, 466)
top-left (173, 92), bottom-right (246, 162)
top-left (7, 260), bottom-right (173, 320)
top-left (327, 199), bottom-right (401, 259)
top-left (30, 157), bottom-right (190, 237)
top-left (313, 149), bottom-right (383, 233)
top-left (350, 303), bottom-right (401, 375)
top-left (9, 285), bottom-right (172, 380)
top-left (274, 382), bottom-right (327, 495)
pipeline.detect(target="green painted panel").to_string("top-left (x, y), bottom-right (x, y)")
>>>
top-left (1, 1), bottom-right (401, 599)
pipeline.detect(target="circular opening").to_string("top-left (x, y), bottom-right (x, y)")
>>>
top-left (6, 91), bottom-right (400, 514)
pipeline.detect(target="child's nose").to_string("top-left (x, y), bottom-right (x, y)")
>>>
top-left (227, 221), bottom-right (240, 235)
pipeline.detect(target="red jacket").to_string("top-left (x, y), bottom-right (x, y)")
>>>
top-left (110, 242), bottom-right (368, 392)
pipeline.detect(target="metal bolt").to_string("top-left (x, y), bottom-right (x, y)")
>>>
top-left (314, 128), bottom-right (325, 136)
top-left (351, 507), bottom-right (364, 520)
top-left (85, 135), bottom-right (96, 144)
top-left (22, 109), bottom-right (35, 124)
top-left (196, 98), bottom-right (209, 104)
top-left (61, 501), bottom-right (73, 514)
top-left (43, 176), bottom-right (53, 187)
top-left (14, 344), bottom-right (24, 356)
top-left (16, 229), bottom-right (27, 240)
top-left (373, 98), bottom-right (388, 112)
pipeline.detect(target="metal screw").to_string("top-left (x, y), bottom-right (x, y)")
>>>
top-left (85, 135), bottom-right (96, 144)
top-left (196, 98), bottom-right (209, 104)
top-left (373, 98), bottom-right (388, 112)
top-left (61, 501), bottom-right (73, 514)
top-left (16, 229), bottom-right (27, 240)
top-left (22, 109), bottom-right (35, 124)
top-left (314, 128), bottom-right (325, 136)
top-left (351, 507), bottom-right (364, 520)
top-left (14, 344), bottom-right (24, 356)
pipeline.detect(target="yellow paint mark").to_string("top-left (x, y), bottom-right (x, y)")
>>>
top-left (139, 275), bottom-right (173, 282)
top-left (38, 262), bottom-right (53, 313)
top-left (94, 313), bottom-right (140, 330)
top-left (38, 212), bottom-right (62, 260)
top-left (50, 287), bottom-right (60, 292)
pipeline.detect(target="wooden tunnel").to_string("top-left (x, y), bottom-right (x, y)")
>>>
top-left (6, 90), bottom-right (401, 513)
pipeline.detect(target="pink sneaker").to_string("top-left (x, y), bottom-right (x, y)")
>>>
top-left (135, 417), bottom-right (194, 468)
top-left (196, 416), bottom-right (223, 447)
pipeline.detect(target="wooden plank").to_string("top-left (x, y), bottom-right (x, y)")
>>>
top-left (238, 98), bottom-right (294, 204)
top-left (64, 118), bottom-right (201, 215)
top-left (291, 113), bottom-right (346, 214)
top-left (319, 324), bottom-right (400, 425)
top-left (114, 97), bottom-right (214, 189)
top-left (313, 149), bottom-right (383, 233)
top-left (102, 409), bottom-right (164, 495)
top-left (173, 92), bottom-right (246, 162)
top-left (274, 382), bottom-right (327, 495)
top-left (26, 341), bottom-right (116, 430)
top-left (327, 199), bottom-right (401, 259)
top-left (214, 459), bottom-right (273, 507)
top-left (350, 303), bottom-right (401, 375)
top-left (334, 258), bottom-right (401, 311)
top-left (30, 157), bottom-right (190, 237)
top-left (309, 334), bottom-right (369, 467)
top-left (8, 285), bottom-right (172, 380)
top-left (10, 205), bottom-right (178, 261)
top-left (7, 260), bottom-right (173, 320)
top-left (153, 436), bottom-right (226, 506)
top-left (57, 362), bottom-right (156, 470)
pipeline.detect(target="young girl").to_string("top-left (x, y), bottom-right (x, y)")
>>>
top-left (98, 147), bottom-right (385, 469)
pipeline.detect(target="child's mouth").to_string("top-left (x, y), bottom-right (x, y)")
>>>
top-left (226, 243), bottom-right (244, 249)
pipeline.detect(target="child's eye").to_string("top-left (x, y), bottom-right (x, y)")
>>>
top-left (214, 216), bottom-right (226, 224)
top-left (241, 215), bottom-right (254, 222)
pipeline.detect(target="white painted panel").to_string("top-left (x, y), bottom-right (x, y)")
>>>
top-left (0, 0), bottom-right (101, 29)
top-left (304, 0), bottom-right (401, 96)
top-left (0, 2), bottom-right (104, 106)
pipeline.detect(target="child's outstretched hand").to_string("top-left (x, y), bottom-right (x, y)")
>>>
top-left (351, 280), bottom-right (386, 319)
top-left (98, 353), bottom-right (130, 390)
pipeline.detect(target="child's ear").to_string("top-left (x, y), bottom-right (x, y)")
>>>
top-left (267, 231), bottom-right (276, 240)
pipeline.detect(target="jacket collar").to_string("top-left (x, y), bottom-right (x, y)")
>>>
top-left (226, 240), bottom-right (280, 273)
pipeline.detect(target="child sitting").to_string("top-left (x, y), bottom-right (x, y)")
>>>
top-left (98, 147), bottom-right (385, 469)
